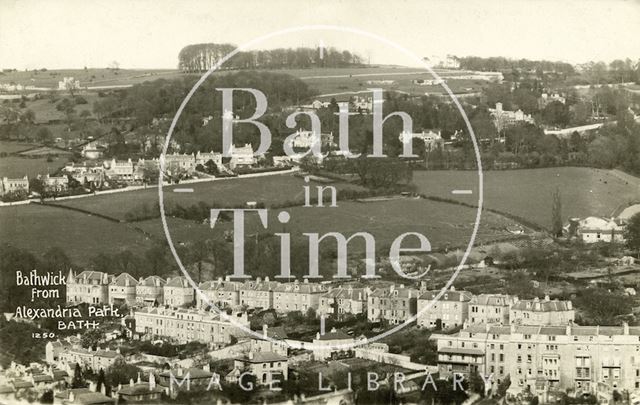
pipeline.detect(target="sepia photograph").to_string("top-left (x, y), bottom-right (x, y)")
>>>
top-left (0, 0), bottom-right (640, 404)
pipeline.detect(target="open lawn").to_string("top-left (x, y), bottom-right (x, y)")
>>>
top-left (412, 167), bottom-right (640, 229)
top-left (56, 173), bottom-right (365, 220)
top-left (0, 155), bottom-right (69, 177)
top-left (0, 204), bottom-right (154, 264)
top-left (0, 141), bottom-right (36, 154)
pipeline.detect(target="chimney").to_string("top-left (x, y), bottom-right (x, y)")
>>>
top-left (265, 276), bottom-right (270, 282)
top-left (263, 324), bottom-right (268, 338)
top-left (544, 295), bottom-right (550, 302)
top-left (450, 286), bottom-right (456, 292)
top-left (129, 378), bottom-right (134, 387)
top-left (166, 277), bottom-right (171, 284)
top-left (203, 363), bottom-right (210, 372)
top-left (248, 352), bottom-right (254, 360)
top-left (567, 301), bottom-right (573, 310)
top-left (624, 322), bottom-right (630, 335)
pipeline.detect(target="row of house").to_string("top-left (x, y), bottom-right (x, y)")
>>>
top-left (368, 286), bottom-right (574, 329)
top-left (66, 270), bottom-right (192, 307)
top-left (67, 271), bottom-right (576, 329)
top-left (132, 306), bottom-right (250, 346)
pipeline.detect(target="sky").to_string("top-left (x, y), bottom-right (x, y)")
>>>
top-left (0, 0), bottom-right (639, 70)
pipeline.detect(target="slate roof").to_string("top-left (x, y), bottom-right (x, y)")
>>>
top-left (511, 299), bottom-right (572, 312)
top-left (110, 273), bottom-right (138, 287)
top-left (238, 352), bottom-right (288, 363)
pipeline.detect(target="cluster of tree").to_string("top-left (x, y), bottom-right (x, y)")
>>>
top-left (575, 287), bottom-right (634, 326)
top-left (178, 43), bottom-right (363, 72)
top-left (458, 56), bottom-right (575, 75)
top-left (581, 59), bottom-right (640, 85)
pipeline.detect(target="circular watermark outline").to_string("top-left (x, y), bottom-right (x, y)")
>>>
top-left (158, 24), bottom-right (484, 351)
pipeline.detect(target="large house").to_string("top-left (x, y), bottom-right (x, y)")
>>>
top-left (433, 322), bottom-right (640, 396)
top-left (568, 217), bottom-right (626, 244)
top-left (66, 270), bottom-right (112, 305)
top-left (272, 280), bottom-right (326, 314)
top-left (311, 328), bottom-right (356, 361)
top-left (135, 276), bottom-right (165, 305)
top-left (417, 288), bottom-right (473, 330)
top-left (367, 285), bottom-right (419, 325)
top-left (398, 129), bottom-right (444, 152)
top-left (228, 352), bottom-right (288, 386)
top-left (238, 278), bottom-right (279, 309)
top-left (198, 279), bottom-right (241, 309)
top-left (108, 273), bottom-right (138, 306)
top-left (37, 174), bottom-right (69, 193)
top-left (163, 276), bottom-right (195, 307)
top-left (0, 176), bottom-right (29, 197)
top-left (489, 102), bottom-right (534, 132)
top-left (318, 287), bottom-right (369, 319)
top-left (469, 294), bottom-right (517, 325)
top-left (103, 158), bottom-right (136, 182)
top-left (228, 144), bottom-right (256, 169)
top-left (510, 296), bottom-right (575, 326)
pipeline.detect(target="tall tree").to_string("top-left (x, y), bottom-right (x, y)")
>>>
top-left (624, 213), bottom-right (640, 258)
top-left (551, 187), bottom-right (563, 237)
top-left (71, 363), bottom-right (86, 388)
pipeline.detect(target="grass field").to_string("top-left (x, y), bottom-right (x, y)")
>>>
top-left (135, 196), bottom-right (517, 255)
top-left (0, 68), bottom-right (184, 89)
top-left (0, 155), bottom-right (69, 178)
top-left (0, 204), bottom-right (154, 264)
top-left (412, 167), bottom-right (640, 229)
top-left (56, 173), bottom-right (365, 220)
top-left (1, 66), bottom-right (488, 98)
top-left (0, 141), bottom-right (37, 154)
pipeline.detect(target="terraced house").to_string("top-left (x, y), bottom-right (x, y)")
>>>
top-left (66, 269), bottom-right (112, 305)
top-left (133, 307), bottom-right (249, 346)
top-left (273, 280), bottom-right (326, 314)
top-left (510, 296), bottom-right (575, 325)
top-left (433, 323), bottom-right (640, 397)
top-left (417, 288), bottom-right (473, 330)
top-left (318, 286), bottom-right (369, 319)
top-left (135, 275), bottom-right (165, 305)
top-left (367, 285), bottom-right (419, 324)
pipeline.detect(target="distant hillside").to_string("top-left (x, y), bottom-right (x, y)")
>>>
top-left (177, 43), bottom-right (363, 72)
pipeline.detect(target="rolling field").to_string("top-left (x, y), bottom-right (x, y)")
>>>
top-left (0, 155), bottom-right (69, 178)
top-left (136, 196), bottom-right (518, 254)
top-left (413, 167), bottom-right (640, 229)
top-left (0, 204), bottom-right (154, 264)
top-left (1, 66), bottom-right (487, 98)
top-left (0, 68), bottom-right (184, 89)
top-left (56, 173), bottom-right (366, 220)
top-left (0, 141), bottom-right (36, 154)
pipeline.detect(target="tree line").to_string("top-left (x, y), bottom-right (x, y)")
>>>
top-left (178, 43), bottom-right (363, 72)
